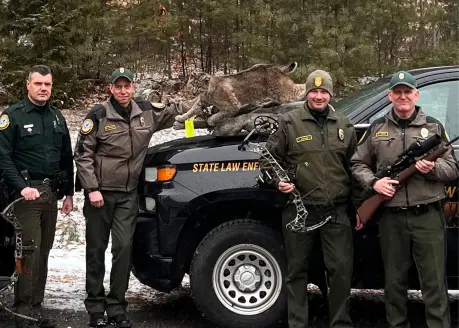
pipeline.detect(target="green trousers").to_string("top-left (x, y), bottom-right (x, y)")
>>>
top-left (282, 204), bottom-right (353, 328)
top-left (379, 204), bottom-right (450, 328)
top-left (13, 185), bottom-right (58, 319)
top-left (83, 190), bottom-right (138, 318)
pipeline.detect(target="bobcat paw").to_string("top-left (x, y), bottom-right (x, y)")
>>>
top-left (173, 121), bottom-right (184, 130)
top-left (175, 114), bottom-right (186, 123)
top-left (207, 116), bottom-right (218, 127)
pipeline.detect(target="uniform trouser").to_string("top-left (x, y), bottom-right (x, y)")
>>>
top-left (379, 204), bottom-right (450, 328)
top-left (282, 203), bottom-right (353, 328)
top-left (83, 190), bottom-right (138, 318)
top-left (13, 186), bottom-right (58, 317)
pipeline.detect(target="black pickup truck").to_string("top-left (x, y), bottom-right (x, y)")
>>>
top-left (131, 66), bottom-right (458, 328)
top-left (0, 66), bottom-right (457, 328)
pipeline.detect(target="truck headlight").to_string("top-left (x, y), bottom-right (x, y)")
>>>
top-left (145, 166), bottom-right (177, 182)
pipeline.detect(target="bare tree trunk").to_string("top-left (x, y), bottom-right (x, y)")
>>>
top-left (224, 22), bottom-right (228, 74)
top-left (198, 6), bottom-right (204, 72)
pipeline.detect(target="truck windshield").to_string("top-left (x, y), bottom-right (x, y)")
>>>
top-left (332, 78), bottom-right (391, 116)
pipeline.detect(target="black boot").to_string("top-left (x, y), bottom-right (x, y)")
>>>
top-left (36, 317), bottom-right (57, 328)
top-left (108, 314), bottom-right (131, 328)
top-left (32, 305), bottom-right (57, 328)
top-left (14, 317), bottom-right (40, 328)
top-left (89, 313), bottom-right (106, 327)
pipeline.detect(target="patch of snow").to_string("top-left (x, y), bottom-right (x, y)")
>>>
top-left (45, 245), bottom-right (190, 311)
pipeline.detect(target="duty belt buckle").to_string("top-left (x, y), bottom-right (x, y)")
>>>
top-left (414, 205), bottom-right (423, 215)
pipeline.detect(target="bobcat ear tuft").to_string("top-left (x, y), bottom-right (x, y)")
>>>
top-left (289, 62), bottom-right (298, 73)
top-left (280, 62), bottom-right (297, 74)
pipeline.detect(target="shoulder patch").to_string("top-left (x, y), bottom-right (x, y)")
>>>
top-left (81, 119), bottom-right (94, 134)
top-left (0, 114), bottom-right (9, 130)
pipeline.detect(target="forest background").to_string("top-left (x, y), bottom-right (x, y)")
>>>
top-left (0, 0), bottom-right (457, 105)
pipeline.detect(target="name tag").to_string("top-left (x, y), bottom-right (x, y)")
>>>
top-left (296, 135), bottom-right (313, 143)
top-left (24, 124), bottom-right (34, 128)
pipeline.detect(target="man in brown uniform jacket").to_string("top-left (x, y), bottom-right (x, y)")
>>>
top-left (74, 68), bottom-right (182, 328)
top-left (351, 71), bottom-right (458, 328)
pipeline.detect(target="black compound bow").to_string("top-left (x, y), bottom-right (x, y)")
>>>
top-left (239, 115), bottom-right (332, 233)
top-left (0, 193), bottom-right (48, 322)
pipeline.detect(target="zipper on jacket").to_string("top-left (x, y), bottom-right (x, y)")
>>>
top-left (42, 115), bottom-right (47, 174)
top-left (126, 125), bottom-right (133, 191)
top-left (402, 127), bottom-right (409, 207)
top-left (321, 123), bottom-right (329, 203)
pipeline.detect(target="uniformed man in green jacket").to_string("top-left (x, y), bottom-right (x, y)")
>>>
top-left (261, 70), bottom-right (357, 328)
top-left (74, 68), bottom-right (183, 328)
top-left (351, 71), bottom-right (458, 328)
top-left (0, 65), bottom-right (74, 328)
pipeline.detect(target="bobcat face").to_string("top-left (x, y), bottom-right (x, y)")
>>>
top-left (186, 72), bottom-right (210, 97)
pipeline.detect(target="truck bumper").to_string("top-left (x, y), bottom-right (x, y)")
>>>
top-left (131, 215), bottom-right (183, 292)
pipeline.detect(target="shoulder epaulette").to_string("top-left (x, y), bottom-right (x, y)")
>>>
top-left (426, 116), bottom-right (448, 142)
top-left (425, 116), bottom-right (442, 126)
top-left (358, 117), bottom-right (386, 145)
top-left (86, 104), bottom-right (106, 121)
top-left (5, 102), bottom-right (25, 114)
top-left (135, 100), bottom-right (166, 112)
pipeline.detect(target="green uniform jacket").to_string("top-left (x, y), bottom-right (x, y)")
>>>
top-left (0, 97), bottom-right (74, 195)
top-left (74, 97), bottom-right (176, 192)
top-left (351, 107), bottom-right (459, 207)
top-left (261, 103), bottom-right (358, 205)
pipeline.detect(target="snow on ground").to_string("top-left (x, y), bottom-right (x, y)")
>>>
top-left (38, 107), bottom-right (458, 311)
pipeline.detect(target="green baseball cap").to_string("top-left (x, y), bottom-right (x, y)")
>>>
top-left (110, 67), bottom-right (134, 83)
top-left (389, 71), bottom-right (417, 89)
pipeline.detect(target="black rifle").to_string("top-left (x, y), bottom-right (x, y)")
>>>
top-left (358, 135), bottom-right (459, 225)
top-left (374, 134), bottom-right (442, 179)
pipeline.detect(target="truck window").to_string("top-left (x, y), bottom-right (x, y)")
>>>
top-left (369, 80), bottom-right (459, 144)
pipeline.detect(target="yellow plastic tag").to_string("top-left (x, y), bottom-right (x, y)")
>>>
top-left (185, 119), bottom-right (195, 138)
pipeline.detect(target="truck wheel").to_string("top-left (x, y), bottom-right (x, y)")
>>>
top-left (190, 219), bottom-right (286, 328)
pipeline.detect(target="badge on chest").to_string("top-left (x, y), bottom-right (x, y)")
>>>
top-left (23, 124), bottom-right (34, 133)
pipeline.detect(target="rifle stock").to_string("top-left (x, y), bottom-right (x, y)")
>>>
top-left (357, 194), bottom-right (390, 225)
top-left (357, 136), bottom-right (459, 225)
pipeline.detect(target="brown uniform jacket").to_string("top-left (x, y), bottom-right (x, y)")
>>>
top-left (74, 97), bottom-right (176, 192)
top-left (261, 103), bottom-right (358, 205)
top-left (350, 107), bottom-right (458, 207)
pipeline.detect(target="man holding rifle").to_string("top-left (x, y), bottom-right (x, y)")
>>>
top-left (351, 71), bottom-right (458, 328)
